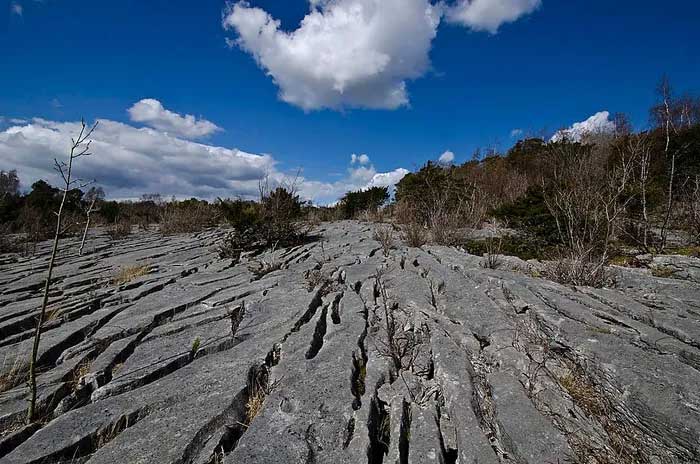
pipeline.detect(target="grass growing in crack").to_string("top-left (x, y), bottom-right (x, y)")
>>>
top-left (248, 255), bottom-right (284, 279)
top-left (304, 265), bottom-right (343, 296)
top-left (72, 359), bottom-right (93, 390)
top-left (111, 362), bottom-right (124, 376)
top-left (44, 305), bottom-right (65, 323)
top-left (305, 268), bottom-right (327, 292)
top-left (242, 363), bottom-right (281, 426)
top-left (558, 366), bottom-right (658, 464)
top-left (651, 266), bottom-right (675, 278)
top-left (190, 337), bottom-right (201, 359)
top-left (245, 390), bottom-right (266, 425)
top-left (112, 264), bottom-right (150, 285)
top-left (559, 371), bottom-right (606, 417)
top-left (0, 355), bottom-right (27, 394)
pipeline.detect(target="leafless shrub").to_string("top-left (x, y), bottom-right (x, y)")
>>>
top-left (160, 202), bottom-right (218, 235)
top-left (402, 221), bottom-right (427, 248)
top-left (373, 269), bottom-right (421, 377)
top-left (0, 223), bottom-right (22, 254)
top-left (429, 209), bottom-right (463, 246)
top-left (305, 208), bottom-right (322, 228)
top-left (359, 208), bottom-right (387, 223)
top-left (106, 219), bottom-right (132, 241)
top-left (542, 136), bottom-right (636, 277)
top-left (481, 236), bottom-right (503, 269)
top-left (542, 250), bottom-right (615, 288)
top-left (373, 225), bottom-right (394, 257)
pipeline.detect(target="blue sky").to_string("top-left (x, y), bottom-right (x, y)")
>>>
top-left (1, 0), bottom-right (699, 202)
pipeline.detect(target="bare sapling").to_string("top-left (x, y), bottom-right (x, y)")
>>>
top-left (655, 77), bottom-right (685, 251)
top-left (79, 186), bottom-right (103, 255)
top-left (27, 119), bottom-right (97, 423)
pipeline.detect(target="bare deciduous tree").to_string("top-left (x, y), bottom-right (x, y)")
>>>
top-left (27, 119), bottom-right (97, 423)
top-left (0, 169), bottom-right (20, 199)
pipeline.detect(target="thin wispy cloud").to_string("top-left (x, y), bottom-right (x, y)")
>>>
top-left (10, 1), bottom-right (23, 16)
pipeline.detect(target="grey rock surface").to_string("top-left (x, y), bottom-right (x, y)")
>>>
top-left (0, 222), bottom-right (699, 463)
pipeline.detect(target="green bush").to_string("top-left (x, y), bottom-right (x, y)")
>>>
top-left (493, 186), bottom-right (560, 246)
top-left (339, 186), bottom-right (389, 219)
top-left (217, 187), bottom-right (306, 259)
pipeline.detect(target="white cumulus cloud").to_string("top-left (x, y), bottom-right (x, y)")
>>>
top-left (351, 153), bottom-right (371, 165)
top-left (300, 161), bottom-right (409, 203)
top-left (0, 115), bottom-right (408, 205)
top-left (222, 0), bottom-right (441, 110)
top-left (551, 111), bottom-right (616, 142)
top-left (128, 99), bottom-right (222, 139)
top-left (438, 150), bottom-right (455, 164)
top-left (446, 0), bottom-right (541, 33)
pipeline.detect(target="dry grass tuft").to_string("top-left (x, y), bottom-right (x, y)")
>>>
top-left (651, 266), bottom-right (675, 278)
top-left (244, 364), bottom-right (272, 425)
top-left (245, 390), bottom-right (266, 425)
top-left (0, 355), bottom-right (26, 394)
top-left (248, 257), bottom-right (284, 279)
top-left (72, 359), bottom-right (93, 389)
top-left (559, 371), bottom-right (605, 417)
top-left (373, 225), bottom-right (395, 257)
top-left (543, 252), bottom-right (615, 288)
top-left (112, 264), bottom-right (150, 285)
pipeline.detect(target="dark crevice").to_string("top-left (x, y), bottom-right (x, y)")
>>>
top-left (96, 335), bottom-right (236, 401)
top-left (330, 292), bottom-right (343, 324)
top-left (367, 395), bottom-right (390, 464)
top-left (0, 423), bottom-right (42, 459)
top-left (343, 417), bottom-right (356, 449)
top-left (207, 364), bottom-right (271, 462)
top-left (284, 288), bottom-right (325, 342)
top-left (472, 332), bottom-right (491, 351)
top-left (351, 351), bottom-right (367, 410)
top-left (353, 280), bottom-right (363, 294)
top-left (32, 407), bottom-right (148, 464)
top-left (304, 424), bottom-right (319, 464)
top-left (436, 401), bottom-right (458, 464)
top-left (398, 400), bottom-right (412, 464)
top-left (306, 305), bottom-right (328, 360)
